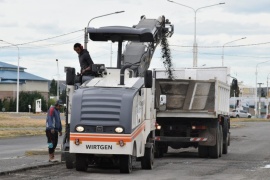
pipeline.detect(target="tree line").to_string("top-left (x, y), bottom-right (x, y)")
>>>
top-left (0, 79), bottom-right (66, 112)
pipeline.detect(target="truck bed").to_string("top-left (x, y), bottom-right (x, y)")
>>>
top-left (154, 68), bottom-right (230, 118)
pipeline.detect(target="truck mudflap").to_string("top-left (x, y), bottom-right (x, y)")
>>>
top-left (155, 136), bottom-right (207, 142)
top-left (155, 127), bottom-right (217, 146)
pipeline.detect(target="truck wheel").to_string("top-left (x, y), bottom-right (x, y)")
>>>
top-left (119, 155), bottom-right (132, 173)
top-left (198, 145), bottom-right (208, 158)
top-left (65, 147), bottom-right (75, 169)
top-left (163, 145), bottom-right (168, 154)
top-left (141, 145), bottom-right (154, 170)
top-left (222, 120), bottom-right (229, 154)
top-left (209, 125), bottom-right (220, 159)
top-left (219, 125), bottom-right (223, 157)
top-left (75, 154), bottom-right (88, 172)
top-left (154, 146), bottom-right (164, 158)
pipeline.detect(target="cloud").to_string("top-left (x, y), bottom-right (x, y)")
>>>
top-left (25, 22), bottom-right (63, 35)
top-left (224, 0), bottom-right (270, 14)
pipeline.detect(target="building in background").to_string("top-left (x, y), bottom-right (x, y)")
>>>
top-left (0, 61), bottom-right (49, 101)
top-left (229, 81), bottom-right (270, 117)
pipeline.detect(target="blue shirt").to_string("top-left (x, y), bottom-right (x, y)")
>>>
top-left (46, 106), bottom-right (62, 132)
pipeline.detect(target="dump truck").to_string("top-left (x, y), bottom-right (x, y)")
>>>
top-left (61, 15), bottom-right (173, 173)
top-left (154, 67), bottom-right (231, 158)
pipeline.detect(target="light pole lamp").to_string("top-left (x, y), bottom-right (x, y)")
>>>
top-left (0, 40), bottom-right (20, 113)
top-left (222, 37), bottom-right (246, 66)
top-left (255, 60), bottom-right (270, 117)
top-left (56, 59), bottom-right (59, 100)
top-left (167, 0), bottom-right (225, 67)
top-left (84, 11), bottom-right (125, 50)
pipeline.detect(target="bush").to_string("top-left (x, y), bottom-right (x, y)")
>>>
top-left (19, 91), bottom-right (48, 112)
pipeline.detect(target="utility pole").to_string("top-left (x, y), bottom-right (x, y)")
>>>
top-left (258, 83), bottom-right (263, 118)
top-left (266, 73), bottom-right (270, 117)
top-left (56, 59), bottom-right (59, 100)
top-left (234, 90), bottom-right (236, 110)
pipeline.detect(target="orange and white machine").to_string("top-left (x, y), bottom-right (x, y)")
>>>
top-left (62, 15), bottom-right (173, 173)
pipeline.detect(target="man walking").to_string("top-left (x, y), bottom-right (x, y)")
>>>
top-left (46, 100), bottom-right (63, 162)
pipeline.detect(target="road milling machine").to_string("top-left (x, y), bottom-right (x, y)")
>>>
top-left (62, 15), bottom-right (173, 173)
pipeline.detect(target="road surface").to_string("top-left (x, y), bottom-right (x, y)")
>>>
top-left (1, 121), bottom-right (270, 179)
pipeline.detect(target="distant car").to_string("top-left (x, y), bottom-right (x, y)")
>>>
top-left (230, 109), bottom-right (252, 118)
top-left (267, 114), bottom-right (270, 119)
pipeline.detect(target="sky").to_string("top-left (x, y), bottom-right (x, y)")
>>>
top-left (1, 0), bottom-right (270, 87)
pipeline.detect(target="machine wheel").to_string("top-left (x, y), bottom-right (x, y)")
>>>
top-left (219, 125), bottom-right (223, 157)
top-left (119, 155), bottom-right (132, 173)
top-left (65, 147), bottom-right (75, 169)
top-left (61, 133), bottom-right (68, 162)
top-left (222, 119), bottom-right (229, 154)
top-left (209, 125), bottom-right (220, 159)
top-left (228, 132), bottom-right (231, 146)
top-left (141, 145), bottom-right (154, 170)
top-left (75, 154), bottom-right (88, 172)
top-left (198, 145), bottom-right (208, 158)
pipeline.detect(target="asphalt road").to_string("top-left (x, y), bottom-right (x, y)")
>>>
top-left (0, 135), bottom-right (63, 159)
top-left (1, 121), bottom-right (270, 180)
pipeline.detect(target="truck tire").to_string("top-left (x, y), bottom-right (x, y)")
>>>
top-left (222, 119), bottom-right (229, 154)
top-left (65, 147), bottom-right (75, 169)
top-left (141, 145), bottom-right (154, 170)
top-left (219, 125), bottom-right (223, 157)
top-left (163, 145), bottom-right (168, 154)
top-left (75, 154), bottom-right (88, 172)
top-left (209, 125), bottom-right (220, 159)
top-left (198, 145), bottom-right (208, 158)
top-left (119, 155), bottom-right (132, 173)
top-left (154, 146), bottom-right (164, 158)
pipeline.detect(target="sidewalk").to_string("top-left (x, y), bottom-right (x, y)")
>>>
top-left (0, 147), bottom-right (62, 175)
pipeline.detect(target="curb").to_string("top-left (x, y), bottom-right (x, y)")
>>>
top-left (25, 149), bottom-right (62, 156)
top-left (25, 147), bottom-right (62, 156)
top-left (0, 161), bottom-right (64, 176)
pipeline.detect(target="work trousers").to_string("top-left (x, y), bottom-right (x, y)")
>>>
top-left (46, 130), bottom-right (58, 154)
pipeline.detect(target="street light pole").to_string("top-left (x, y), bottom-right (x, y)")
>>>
top-left (0, 40), bottom-right (20, 113)
top-left (258, 83), bottom-right (263, 118)
top-left (222, 37), bottom-right (246, 66)
top-left (84, 11), bottom-right (125, 50)
top-left (56, 59), bottom-right (59, 100)
top-left (266, 73), bottom-right (270, 117)
top-left (167, 0), bottom-right (225, 67)
top-left (255, 60), bottom-right (270, 117)
top-left (234, 90), bottom-right (236, 110)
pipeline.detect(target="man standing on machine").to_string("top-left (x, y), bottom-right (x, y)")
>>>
top-left (73, 43), bottom-right (94, 75)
